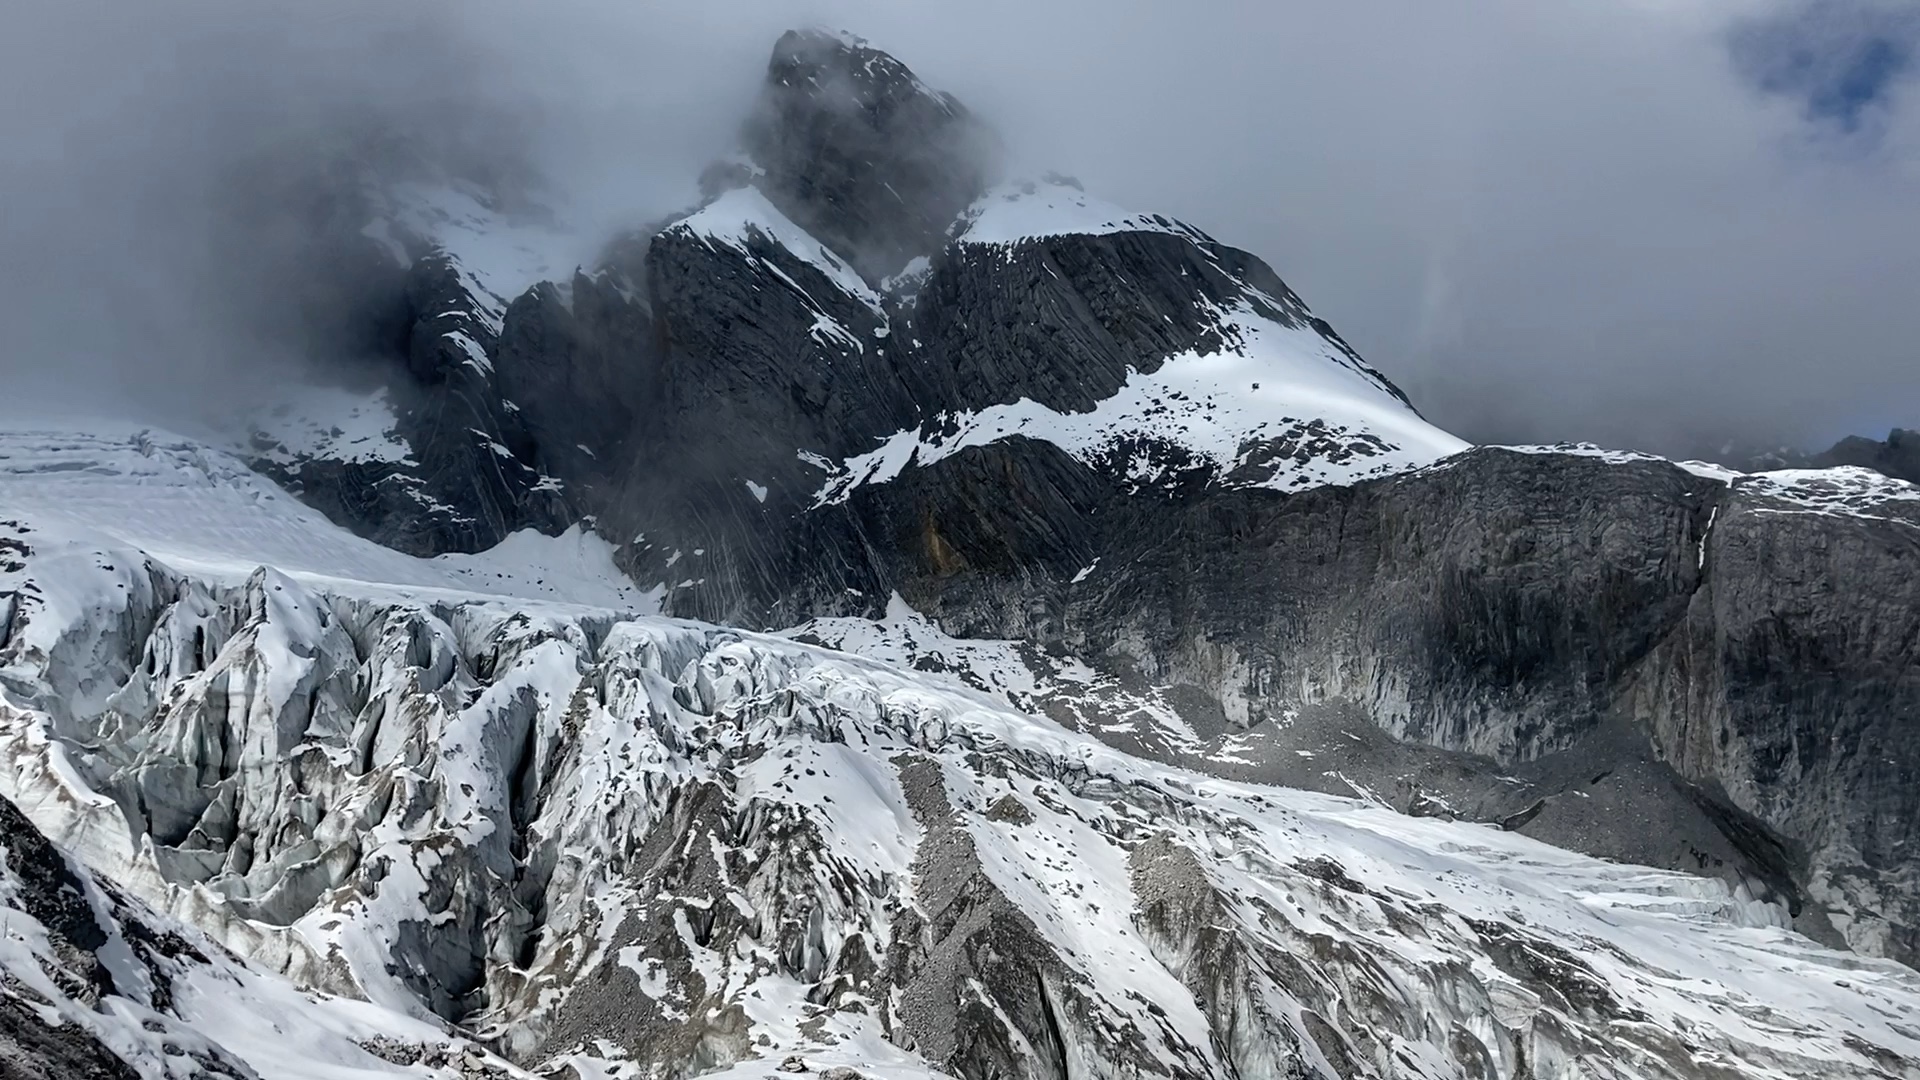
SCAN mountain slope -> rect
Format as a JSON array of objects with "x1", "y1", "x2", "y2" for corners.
[{"x1": 159, "y1": 27, "x2": 1920, "y2": 969}]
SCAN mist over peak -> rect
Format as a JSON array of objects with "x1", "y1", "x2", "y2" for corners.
[
  {"x1": 2, "y1": 1, "x2": 1915, "y2": 457},
  {"x1": 738, "y1": 25, "x2": 1000, "y2": 281}
]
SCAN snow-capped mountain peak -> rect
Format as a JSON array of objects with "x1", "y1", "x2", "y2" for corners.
[{"x1": 6, "y1": 25, "x2": 1920, "y2": 1080}]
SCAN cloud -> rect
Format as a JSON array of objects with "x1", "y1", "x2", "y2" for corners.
[
  {"x1": 1, "y1": 0, "x2": 1916, "y2": 457},
  {"x1": 1732, "y1": 0, "x2": 1920, "y2": 134}
]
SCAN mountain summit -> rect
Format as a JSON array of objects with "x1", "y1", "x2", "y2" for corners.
[{"x1": 738, "y1": 27, "x2": 993, "y2": 281}]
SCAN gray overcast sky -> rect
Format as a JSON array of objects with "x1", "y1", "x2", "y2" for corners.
[{"x1": 3, "y1": 0, "x2": 1915, "y2": 456}]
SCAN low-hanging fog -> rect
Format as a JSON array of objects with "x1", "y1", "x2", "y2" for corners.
[{"x1": 3, "y1": 0, "x2": 1915, "y2": 458}]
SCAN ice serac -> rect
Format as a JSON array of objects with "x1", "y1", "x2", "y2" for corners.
[
  {"x1": 741, "y1": 28, "x2": 993, "y2": 281},
  {"x1": 0, "y1": 789, "x2": 533, "y2": 1080},
  {"x1": 4, "y1": 446, "x2": 1920, "y2": 1079}
]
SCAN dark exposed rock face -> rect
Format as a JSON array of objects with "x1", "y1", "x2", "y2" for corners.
[
  {"x1": 0, "y1": 796, "x2": 117, "y2": 996},
  {"x1": 495, "y1": 270, "x2": 656, "y2": 501},
  {"x1": 0, "y1": 994, "x2": 142, "y2": 1080},
  {"x1": 605, "y1": 195, "x2": 923, "y2": 614},
  {"x1": 743, "y1": 28, "x2": 993, "y2": 281},
  {"x1": 907, "y1": 221, "x2": 1411, "y2": 418},
  {"x1": 0, "y1": 797, "x2": 259, "y2": 1080}
]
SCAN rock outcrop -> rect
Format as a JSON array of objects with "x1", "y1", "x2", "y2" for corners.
[{"x1": 823, "y1": 443, "x2": 1920, "y2": 958}]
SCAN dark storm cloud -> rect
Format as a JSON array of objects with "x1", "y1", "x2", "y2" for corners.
[{"x1": 2, "y1": 0, "x2": 1915, "y2": 457}]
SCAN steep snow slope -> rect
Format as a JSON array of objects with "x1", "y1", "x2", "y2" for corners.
[
  {"x1": 815, "y1": 179, "x2": 1468, "y2": 504},
  {"x1": 3, "y1": 426, "x2": 1919, "y2": 1080},
  {"x1": 666, "y1": 185, "x2": 889, "y2": 358},
  {"x1": 954, "y1": 178, "x2": 1217, "y2": 246},
  {"x1": 371, "y1": 180, "x2": 593, "y2": 331},
  {"x1": 671, "y1": 186, "x2": 886, "y2": 318}
]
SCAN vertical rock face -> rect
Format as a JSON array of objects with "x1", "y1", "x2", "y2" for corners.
[
  {"x1": 604, "y1": 184, "x2": 920, "y2": 617},
  {"x1": 743, "y1": 28, "x2": 994, "y2": 281},
  {"x1": 911, "y1": 180, "x2": 1419, "y2": 421},
  {"x1": 494, "y1": 270, "x2": 656, "y2": 501},
  {"x1": 1630, "y1": 479, "x2": 1920, "y2": 960},
  {"x1": 832, "y1": 446, "x2": 1920, "y2": 962},
  {"x1": 244, "y1": 204, "x2": 576, "y2": 557}
]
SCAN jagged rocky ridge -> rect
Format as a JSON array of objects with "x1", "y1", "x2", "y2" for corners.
[{"x1": 4, "y1": 462, "x2": 1920, "y2": 1079}]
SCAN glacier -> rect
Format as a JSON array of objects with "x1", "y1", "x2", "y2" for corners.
[{"x1": 3, "y1": 426, "x2": 1918, "y2": 1079}]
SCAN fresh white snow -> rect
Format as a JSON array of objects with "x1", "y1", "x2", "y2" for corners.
[
  {"x1": 246, "y1": 385, "x2": 415, "y2": 469},
  {"x1": 378, "y1": 181, "x2": 593, "y2": 330}
]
